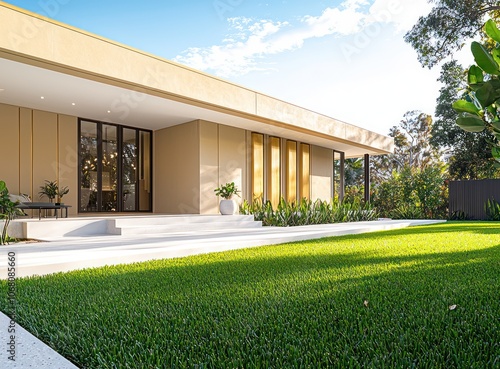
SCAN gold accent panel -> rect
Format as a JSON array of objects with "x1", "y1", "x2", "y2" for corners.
[
  {"x1": 299, "y1": 143, "x2": 310, "y2": 200},
  {"x1": 286, "y1": 140, "x2": 297, "y2": 203},
  {"x1": 267, "y1": 136, "x2": 281, "y2": 208},
  {"x1": 251, "y1": 133, "x2": 264, "y2": 200}
]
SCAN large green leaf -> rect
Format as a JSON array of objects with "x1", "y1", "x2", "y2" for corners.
[
  {"x1": 471, "y1": 41, "x2": 500, "y2": 75},
  {"x1": 452, "y1": 100, "x2": 480, "y2": 115},
  {"x1": 492, "y1": 145, "x2": 500, "y2": 160},
  {"x1": 456, "y1": 114, "x2": 486, "y2": 132},
  {"x1": 468, "y1": 65, "x2": 484, "y2": 86},
  {"x1": 485, "y1": 19, "x2": 500, "y2": 44},
  {"x1": 475, "y1": 80, "x2": 500, "y2": 107},
  {"x1": 492, "y1": 48, "x2": 500, "y2": 67},
  {"x1": 492, "y1": 121, "x2": 500, "y2": 130}
]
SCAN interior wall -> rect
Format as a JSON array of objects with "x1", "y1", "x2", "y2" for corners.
[
  {"x1": 311, "y1": 145, "x2": 333, "y2": 201},
  {"x1": 154, "y1": 121, "x2": 200, "y2": 214},
  {"x1": 0, "y1": 103, "x2": 78, "y2": 215}
]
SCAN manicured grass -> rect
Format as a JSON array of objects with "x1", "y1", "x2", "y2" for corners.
[{"x1": 1, "y1": 222, "x2": 499, "y2": 368}]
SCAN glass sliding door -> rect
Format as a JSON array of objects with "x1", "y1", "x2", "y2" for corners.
[
  {"x1": 80, "y1": 121, "x2": 98, "y2": 212},
  {"x1": 79, "y1": 119, "x2": 152, "y2": 213},
  {"x1": 138, "y1": 131, "x2": 152, "y2": 211},
  {"x1": 122, "y1": 128, "x2": 137, "y2": 211},
  {"x1": 101, "y1": 124, "x2": 118, "y2": 211}
]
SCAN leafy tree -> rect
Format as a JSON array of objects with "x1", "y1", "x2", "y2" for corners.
[
  {"x1": 453, "y1": 19, "x2": 500, "y2": 168},
  {"x1": 404, "y1": 0, "x2": 500, "y2": 68},
  {"x1": 371, "y1": 111, "x2": 440, "y2": 186},
  {"x1": 431, "y1": 60, "x2": 498, "y2": 179}
]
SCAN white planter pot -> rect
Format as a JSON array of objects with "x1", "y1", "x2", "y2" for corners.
[{"x1": 219, "y1": 199, "x2": 237, "y2": 215}]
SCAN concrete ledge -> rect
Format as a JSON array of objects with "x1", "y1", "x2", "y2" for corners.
[{"x1": 0, "y1": 312, "x2": 78, "y2": 368}]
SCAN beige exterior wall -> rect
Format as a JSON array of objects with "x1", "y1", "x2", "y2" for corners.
[
  {"x1": 217, "y1": 124, "x2": 246, "y2": 207},
  {"x1": 199, "y1": 121, "x2": 219, "y2": 214},
  {"x1": 154, "y1": 121, "x2": 200, "y2": 214},
  {"x1": 0, "y1": 104, "x2": 20, "y2": 192},
  {"x1": 154, "y1": 120, "x2": 247, "y2": 214},
  {"x1": 0, "y1": 103, "x2": 78, "y2": 215},
  {"x1": 311, "y1": 145, "x2": 334, "y2": 201}
]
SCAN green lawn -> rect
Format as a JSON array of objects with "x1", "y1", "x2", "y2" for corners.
[{"x1": 1, "y1": 222, "x2": 499, "y2": 368}]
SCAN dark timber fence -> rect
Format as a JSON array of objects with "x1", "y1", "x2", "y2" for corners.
[{"x1": 449, "y1": 179, "x2": 500, "y2": 220}]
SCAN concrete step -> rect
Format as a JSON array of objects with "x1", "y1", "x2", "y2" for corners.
[
  {"x1": 15, "y1": 214, "x2": 261, "y2": 240},
  {"x1": 111, "y1": 215, "x2": 261, "y2": 235},
  {"x1": 115, "y1": 220, "x2": 262, "y2": 235}
]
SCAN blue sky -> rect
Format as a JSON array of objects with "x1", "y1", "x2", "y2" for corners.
[{"x1": 2, "y1": 0, "x2": 473, "y2": 135}]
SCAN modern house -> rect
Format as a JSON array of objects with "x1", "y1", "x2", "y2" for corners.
[{"x1": 0, "y1": 3, "x2": 393, "y2": 217}]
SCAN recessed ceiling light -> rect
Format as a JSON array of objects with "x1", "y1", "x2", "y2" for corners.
[
  {"x1": 40, "y1": 96, "x2": 45, "y2": 99},
  {"x1": 71, "y1": 102, "x2": 76, "y2": 106},
  {"x1": 107, "y1": 110, "x2": 111, "y2": 113}
]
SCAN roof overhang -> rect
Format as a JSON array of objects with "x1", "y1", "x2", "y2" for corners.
[{"x1": 0, "y1": 3, "x2": 393, "y2": 157}]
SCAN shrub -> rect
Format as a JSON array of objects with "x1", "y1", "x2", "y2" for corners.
[
  {"x1": 485, "y1": 198, "x2": 500, "y2": 221},
  {"x1": 372, "y1": 164, "x2": 448, "y2": 219},
  {"x1": 240, "y1": 197, "x2": 378, "y2": 226}
]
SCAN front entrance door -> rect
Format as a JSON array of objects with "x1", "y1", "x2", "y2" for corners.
[{"x1": 79, "y1": 119, "x2": 152, "y2": 212}]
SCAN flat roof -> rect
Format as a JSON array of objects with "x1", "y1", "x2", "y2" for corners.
[{"x1": 0, "y1": 3, "x2": 393, "y2": 157}]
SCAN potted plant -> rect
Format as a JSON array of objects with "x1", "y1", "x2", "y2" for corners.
[
  {"x1": 56, "y1": 185, "x2": 69, "y2": 205},
  {"x1": 214, "y1": 182, "x2": 240, "y2": 215},
  {"x1": 39, "y1": 180, "x2": 58, "y2": 203}
]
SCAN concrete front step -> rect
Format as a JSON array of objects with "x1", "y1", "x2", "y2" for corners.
[
  {"x1": 15, "y1": 214, "x2": 261, "y2": 240},
  {"x1": 114, "y1": 220, "x2": 262, "y2": 235}
]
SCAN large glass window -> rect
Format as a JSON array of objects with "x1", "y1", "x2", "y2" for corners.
[{"x1": 79, "y1": 120, "x2": 152, "y2": 212}]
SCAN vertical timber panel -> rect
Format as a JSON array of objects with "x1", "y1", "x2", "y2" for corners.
[
  {"x1": 286, "y1": 140, "x2": 297, "y2": 203},
  {"x1": 19, "y1": 108, "x2": 33, "y2": 198},
  {"x1": 251, "y1": 133, "x2": 264, "y2": 201},
  {"x1": 32, "y1": 110, "x2": 58, "y2": 200},
  {"x1": 0, "y1": 104, "x2": 20, "y2": 193},
  {"x1": 219, "y1": 124, "x2": 246, "y2": 207},
  {"x1": 58, "y1": 115, "x2": 78, "y2": 215},
  {"x1": 199, "y1": 121, "x2": 219, "y2": 214},
  {"x1": 267, "y1": 136, "x2": 281, "y2": 208},
  {"x1": 299, "y1": 143, "x2": 310, "y2": 200}
]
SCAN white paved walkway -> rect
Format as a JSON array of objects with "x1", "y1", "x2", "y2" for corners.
[{"x1": 0, "y1": 220, "x2": 444, "y2": 279}]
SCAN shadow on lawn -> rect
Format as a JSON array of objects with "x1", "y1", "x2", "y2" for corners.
[{"x1": 1, "y1": 231, "x2": 499, "y2": 368}]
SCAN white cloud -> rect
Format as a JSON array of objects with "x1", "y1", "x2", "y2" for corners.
[{"x1": 174, "y1": 0, "x2": 432, "y2": 77}]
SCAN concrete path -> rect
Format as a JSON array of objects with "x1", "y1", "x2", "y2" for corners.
[
  {"x1": 0, "y1": 219, "x2": 444, "y2": 369},
  {"x1": 0, "y1": 312, "x2": 78, "y2": 368},
  {"x1": 0, "y1": 219, "x2": 445, "y2": 279}
]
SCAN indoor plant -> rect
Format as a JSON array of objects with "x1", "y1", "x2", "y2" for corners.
[{"x1": 214, "y1": 182, "x2": 240, "y2": 215}]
